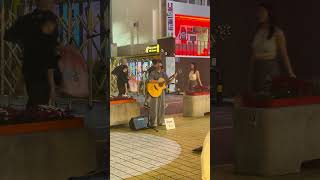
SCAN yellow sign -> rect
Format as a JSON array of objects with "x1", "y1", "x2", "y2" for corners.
[{"x1": 145, "y1": 44, "x2": 160, "y2": 54}]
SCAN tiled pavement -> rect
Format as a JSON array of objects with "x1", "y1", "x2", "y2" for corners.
[
  {"x1": 110, "y1": 114, "x2": 210, "y2": 180},
  {"x1": 110, "y1": 132, "x2": 181, "y2": 179},
  {"x1": 212, "y1": 106, "x2": 233, "y2": 166}
]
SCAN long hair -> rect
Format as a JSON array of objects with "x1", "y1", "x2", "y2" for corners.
[
  {"x1": 257, "y1": 3, "x2": 276, "y2": 40},
  {"x1": 121, "y1": 65, "x2": 128, "y2": 70},
  {"x1": 191, "y1": 62, "x2": 197, "y2": 73},
  {"x1": 152, "y1": 59, "x2": 159, "y2": 65}
]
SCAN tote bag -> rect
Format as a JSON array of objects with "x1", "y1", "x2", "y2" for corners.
[
  {"x1": 128, "y1": 78, "x2": 138, "y2": 92},
  {"x1": 58, "y1": 45, "x2": 89, "y2": 97}
]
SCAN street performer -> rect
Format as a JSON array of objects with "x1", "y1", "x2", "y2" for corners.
[{"x1": 147, "y1": 61, "x2": 177, "y2": 127}]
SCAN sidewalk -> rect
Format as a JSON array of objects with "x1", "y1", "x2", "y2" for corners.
[{"x1": 110, "y1": 114, "x2": 210, "y2": 180}]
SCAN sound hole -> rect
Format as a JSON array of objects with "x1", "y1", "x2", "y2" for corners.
[{"x1": 154, "y1": 85, "x2": 158, "y2": 90}]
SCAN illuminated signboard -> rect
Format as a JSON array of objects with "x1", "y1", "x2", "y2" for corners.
[
  {"x1": 145, "y1": 44, "x2": 160, "y2": 54},
  {"x1": 167, "y1": 2, "x2": 174, "y2": 37},
  {"x1": 175, "y1": 14, "x2": 210, "y2": 57}
]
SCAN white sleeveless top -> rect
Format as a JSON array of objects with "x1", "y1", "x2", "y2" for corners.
[
  {"x1": 189, "y1": 71, "x2": 197, "y2": 81},
  {"x1": 252, "y1": 28, "x2": 282, "y2": 59}
]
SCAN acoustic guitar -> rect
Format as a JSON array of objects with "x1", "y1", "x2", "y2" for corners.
[{"x1": 147, "y1": 69, "x2": 182, "y2": 98}]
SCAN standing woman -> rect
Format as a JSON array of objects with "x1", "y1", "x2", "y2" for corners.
[
  {"x1": 250, "y1": 3, "x2": 296, "y2": 93},
  {"x1": 188, "y1": 62, "x2": 203, "y2": 91}
]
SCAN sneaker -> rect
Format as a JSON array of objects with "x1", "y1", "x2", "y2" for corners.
[{"x1": 148, "y1": 125, "x2": 157, "y2": 128}]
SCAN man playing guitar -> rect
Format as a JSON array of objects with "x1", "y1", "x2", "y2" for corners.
[{"x1": 146, "y1": 61, "x2": 177, "y2": 127}]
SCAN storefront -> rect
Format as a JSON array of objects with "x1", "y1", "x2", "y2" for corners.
[
  {"x1": 161, "y1": 1, "x2": 211, "y2": 92},
  {"x1": 110, "y1": 45, "x2": 161, "y2": 95},
  {"x1": 110, "y1": 0, "x2": 210, "y2": 94}
]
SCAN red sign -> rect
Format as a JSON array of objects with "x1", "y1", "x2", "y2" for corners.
[{"x1": 175, "y1": 14, "x2": 210, "y2": 57}]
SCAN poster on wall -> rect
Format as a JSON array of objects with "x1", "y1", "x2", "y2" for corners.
[{"x1": 167, "y1": 1, "x2": 174, "y2": 37}]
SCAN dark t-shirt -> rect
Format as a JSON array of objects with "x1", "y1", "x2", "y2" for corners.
[
  {"x1": 148, "y1": 69, "x2": 169, "y2": 82},
  {"x1": 147, "y1": 66, "x2": 156, "y2": 75},
  {"x1": 112, "y1": 65, "x2": 129, "y2": 87},
  {"x1": 5, "y1": 9, "x2": 59, "y2": 83}
]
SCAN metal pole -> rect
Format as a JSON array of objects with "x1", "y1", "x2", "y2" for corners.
[
  {"x1": 102, "y1": 1, "x2": 110, "y2": 171},
  {"x1": 107, "y1": 0, "x2": 112, "y2": 45},
  {"x1": 67, "y1": 1, "x2": 72, "y2": 42},
  {"x1": 101, "y1": 0, "x2": 109, "y2": 100},
  {"x1": 1, "y1": 1, "x2": 5, "y2": 95},
  {"x1": 87, "y1": 0, "x2": 93, "y2": 108},
  {"x1": 104, "y1": 0, "x2": 111, "y2": 103},
  {"x1": 67, "y1": 0, "x2": 73, "y2": 109}
]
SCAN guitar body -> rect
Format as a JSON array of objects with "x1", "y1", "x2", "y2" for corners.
[
  {"x1": 146, "y1": 70, "x2": 181, "y2": 98},
  {"x1": 147, "y1": 78, "x2": 166, "y2": 98}
]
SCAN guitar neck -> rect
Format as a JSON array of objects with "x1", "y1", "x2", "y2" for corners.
[
  {"x1": 168, "y1": 69, "x2": 181, "y2": 81},
  {"x1": 168, "y1": 74, "x2": 175, "y2": 81}
]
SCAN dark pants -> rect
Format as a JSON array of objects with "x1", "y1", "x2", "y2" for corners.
[
  {"x1": 188, "y1": 80, "x2": 198, "y2": 92},
  {"x1": 25, "y1": 77, "x2": 50, "y2": 109},
  {"x1": 117, "y1": 83, "x2": 126, "y2": 96},
  {"x1": 252, "y1": 60, "x2": 281, "y2": 93}
]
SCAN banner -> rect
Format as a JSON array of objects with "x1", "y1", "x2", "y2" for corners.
[{"x1": 166, "y1": 0, "x2": 174, "y2": 37}]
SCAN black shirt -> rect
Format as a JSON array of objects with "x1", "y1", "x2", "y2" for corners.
[
  {"x1": 112, "y1": 65, "x2": 129, "y2": 87},
  {"x1": 5, "y1": 9, "x2": 59, "y2": 83}
]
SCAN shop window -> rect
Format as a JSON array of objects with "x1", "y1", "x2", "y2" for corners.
[
  {"x1": 127, "y1": 60, "x2": 153, "y2": 91},
  {"x1": 173, "y1": 0, "x2": 188, "y2": 3},
  {"x1": 189, "y1": 0, "x2": 205, "y2": 5}
]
